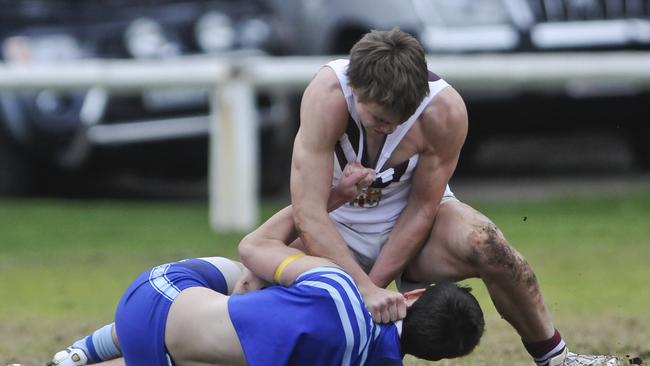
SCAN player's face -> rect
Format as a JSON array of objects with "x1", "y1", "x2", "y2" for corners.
[{"x1": 355, "y1": 100, "x2": 403, "y2": 135}]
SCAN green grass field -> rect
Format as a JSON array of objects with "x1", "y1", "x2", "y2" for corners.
[{"x1": 1, "y1": 189, "x2": 649, "y2": 365}]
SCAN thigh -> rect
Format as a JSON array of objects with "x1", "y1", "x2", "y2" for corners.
[
  {"x1": 403, "y1": 198, "x2": 493, "y2": 283},
  {"x1": 115, "y1": 274, "x2": 173, "y2": 366}
]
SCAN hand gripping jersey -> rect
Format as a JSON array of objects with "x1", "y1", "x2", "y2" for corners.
[
  {"x1": 228, "y1": 267, "x2": 403, "y2": 366},
  {"x1": 326, "y1": 59, "x2": 454, "y2": 261}
]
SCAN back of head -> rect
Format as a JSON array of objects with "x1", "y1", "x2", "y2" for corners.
[
  {"x1": 347, "y1": 27, "x2": 429, "y2": 120},
  {"x1": 401, "y1": 282, "x2": 485, "y2": 361}
]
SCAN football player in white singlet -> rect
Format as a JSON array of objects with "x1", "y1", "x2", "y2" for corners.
[{"x1": 289, "y1": 28, "x2": 618, "y2": 366}]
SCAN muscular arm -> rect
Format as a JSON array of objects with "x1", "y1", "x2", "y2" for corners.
[
  {"x1": 369, "y1": 88, "x2": 468, "y2": 287},
  {"x1": 238, "y1": 205, "x2": 336, "y2": 286},
  {"x1": 290, "y1": 68, "x2": 378, "y2": 291},
  {"x1": 238, "y1": 161, "x2": 372, "y2": 285},
  {"x1": 289, "y1": 68, "x2": 406, "y2": 322}
]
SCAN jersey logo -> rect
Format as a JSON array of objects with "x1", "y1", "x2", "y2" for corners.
[{"x1": 348, "y1": 187, "x2": 382, "y2": 208}]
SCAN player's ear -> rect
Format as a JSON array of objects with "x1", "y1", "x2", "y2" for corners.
[{"x1": 404, "y1": 288, "x2": 426, "y2": 307}]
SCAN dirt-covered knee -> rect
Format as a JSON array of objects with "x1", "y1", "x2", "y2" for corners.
[{"x1": 468, "y1": 222, "x2": 534, "y2": 284}]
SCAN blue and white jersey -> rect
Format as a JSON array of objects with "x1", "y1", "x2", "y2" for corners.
[{"x1": 228, "y1": 266, "x2": 403, "y2": 366}]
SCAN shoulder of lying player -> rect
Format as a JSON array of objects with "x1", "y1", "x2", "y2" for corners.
[
  {"x1": 292, "y1": 266, "x2": 364, "y2": 301},
  {"x1": 294, "y1": 266, "x2": 354, "y2": 285}
]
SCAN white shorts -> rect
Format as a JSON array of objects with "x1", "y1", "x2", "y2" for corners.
[
  {"x1": 334, "y1": 220, "x2": 390, "y2": 272},
  {"x1": 334, "y1": 189, "x2": 458, "y2": 274}
]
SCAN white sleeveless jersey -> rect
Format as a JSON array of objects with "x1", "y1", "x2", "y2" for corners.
[{"x1": 327, "y1": 59, "x2": 453, "y2": 235}]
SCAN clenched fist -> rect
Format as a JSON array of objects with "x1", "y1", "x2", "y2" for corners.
[{"x1": 335, "y1": 161, "x2": 376, "y2": 203}]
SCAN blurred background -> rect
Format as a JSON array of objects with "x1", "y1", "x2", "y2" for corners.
[
  {"x1": 1, "y1": 1, "x2": 649, "y2": 364},
  {"x1": 0, "y1": 0, "x2": 648, "y2": 199}
]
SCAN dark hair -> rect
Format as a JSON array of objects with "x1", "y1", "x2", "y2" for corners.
[
  {"x1": 401, "y1": 282, "x2": 485, "y2": 361},
  {"x1": 347, "y1": 27, "x2": 429, "y2": 120}
]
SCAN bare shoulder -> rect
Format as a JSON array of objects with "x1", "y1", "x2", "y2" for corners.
[
  {"x1": 310, "y1": 65, "x2": 345, "y2": 97},
  {"x1": 300, "y1": 66, "x2": 349, "y2": 132},
  {"x1": 419, "y1": 87, "x2": 468, "y2": 155}
]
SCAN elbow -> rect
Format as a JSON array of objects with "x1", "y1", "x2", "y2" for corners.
[
  {"x1": 237, "y1": 232, "x2": 258, "y2": 267},
  {"x1": 292, "y1": 205, "x2": 323, "y2": 240},
  {"x1": 292, "y1": 209, "x2": 306, "y2": 238}
]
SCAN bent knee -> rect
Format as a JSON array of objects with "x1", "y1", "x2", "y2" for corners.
[{"x1": 467, "y1": 222, "x2": 530, "y2": 279}]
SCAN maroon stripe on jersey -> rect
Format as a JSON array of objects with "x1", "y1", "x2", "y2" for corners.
[
  {"x1": 428, "y1": 70, "x2": 441, "y2": 81},
  {"x1": 334, "y1": 142, "x2": 348, "y2": 172},
  {"x1": 358, "y1": 123, "x2": 371, "y2": 168},
  {"x1": 345, "y1": 114, "x2": 361, "y2": 156},
  {"x1": 371, "y1": 159, "x2": 410, "y2": 188},
  {"x1": 392, "y1": 159, "x2": 410, "y2": 182}
]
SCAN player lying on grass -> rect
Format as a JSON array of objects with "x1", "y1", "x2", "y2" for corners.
[
  {"x1": 48, "y1": 163, "x2": 485, "y2": 366},
  {"x1": 51, "y1": 256, "x2": 483, "y2": 366}
]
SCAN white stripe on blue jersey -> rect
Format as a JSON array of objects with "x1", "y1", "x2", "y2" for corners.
[
  {"x1": 373, "y1": 325, "x2": 382, "y2": 341},
  {"x1": 149, "y1": 264, "x2": 180, "y2": 301},
  {"x1": 322, "y1": 274, "x2": 370, "y2": 361},
  {"x1": 300, "y1": 280, "x2": 356, "y2": 366},
  {"x1": 298, "y1": 267, "x2": 376, "y2": 366}
]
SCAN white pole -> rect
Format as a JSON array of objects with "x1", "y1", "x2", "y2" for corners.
[
  {"x1": 0, "y1": 58, "x2": 232, "y2": 90},
  {"x1": 209, "y1": 79, "x2": 259, "y2": 231}
]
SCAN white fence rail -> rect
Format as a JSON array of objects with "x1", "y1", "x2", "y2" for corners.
[{"x1": 1, "y1": 52, "x2": 650, "y2": 230}]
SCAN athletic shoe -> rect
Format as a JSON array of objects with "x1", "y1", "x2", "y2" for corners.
[
  {"x1": 47, "y1": 347, "x2": 88, "y2": 366},
  {"x1": 547, "y1": 348, "x2": 619, "y2": 366}
]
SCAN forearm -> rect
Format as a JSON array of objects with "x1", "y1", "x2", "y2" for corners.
[
  {"x1": 291, "y1": 155, "x2": 374, "y2": 288},
  {"x1": 239, "y1": 228, "x2": 330, "y2": 286},
  {"x1": 369, "y1": 204, "x2": 437, "y2": 287},
  {"x1": 297, "y1": 214, "x2": 376, "y2": 289},
  {"x1": 298, "y1": 212, "x2": 409, "y2": 324},
  {"x1": 238, "y1": 204, "x2": 304, "y2": 276},
  {"x1": 242, "y1": 238, "x2": 333, "y2": 286},
  {"x1": 327, "y1": 187, "x2": 352, "y2": 212},
  {"x1": 238, "y1": 183, "x2": 354, "y2": 249},
  {"x1": 238, "y1": 187, "x2": 352, "y2": 285}
]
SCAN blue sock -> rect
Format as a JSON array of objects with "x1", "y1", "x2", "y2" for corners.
[{"x1": 71, "y1": 323, "x2": 121, "y2": 364}]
